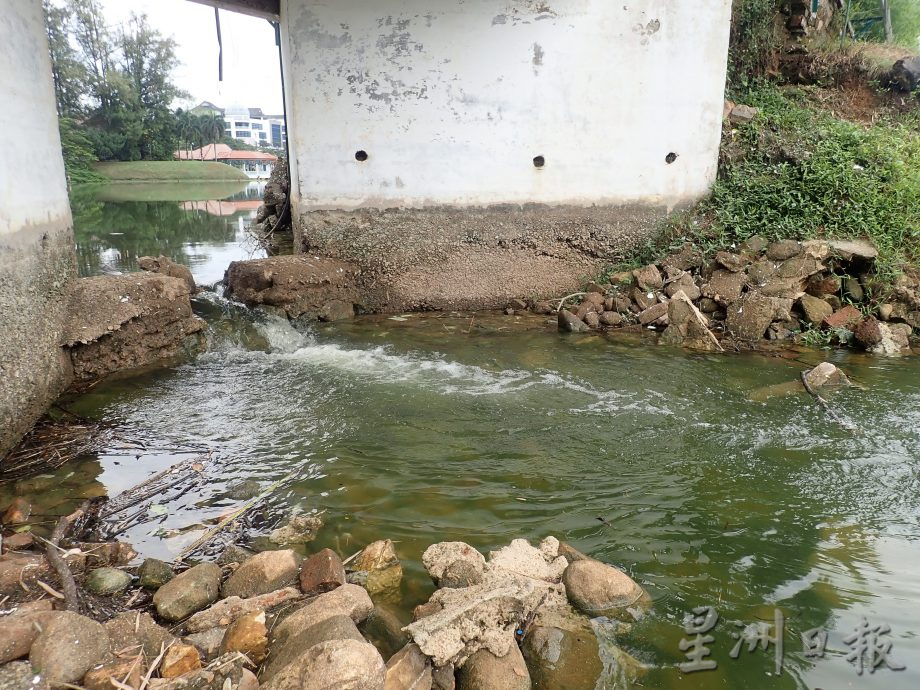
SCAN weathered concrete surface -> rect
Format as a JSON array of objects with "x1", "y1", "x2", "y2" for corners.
[
  {"x1": 64, "y1": 274, "x2": 206, "y2": 382},
  {"x1": 0, "y1": 2, "x2": 76, "y2": 459},
  {"x1": 295, "y1": 205, "x2": 674, "y2": 311},
  {"x1": 280, "y1": 0, "x2": 732, "y2": 310}
]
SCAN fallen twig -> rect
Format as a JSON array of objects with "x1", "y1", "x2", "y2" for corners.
[
  {"x1": 175, "y1": 471, "x2": 296, "y2": 563},
  {"x1": 555, "y1": 292, "x2": 588, "y2": 313},
  {"x1": 45, "y1": 500, "x2": 90, "y2": 613},
  {"x1": 800, "y1": 371, "x2": 859, "y2": 434}
]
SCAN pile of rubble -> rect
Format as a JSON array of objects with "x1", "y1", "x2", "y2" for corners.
[
  {"x1": 252, "y1": 157, "x2": 292, "y2": 252},
  {"x1": 549, "y1": 236, "x2": 917, "y2": 356},
  {"x1": 0, "y1": 532, "x2": 649, "y2": 690}
]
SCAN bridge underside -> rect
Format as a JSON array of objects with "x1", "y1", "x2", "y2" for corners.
[{"x1": 187, "y1": 0, "x2": 279, "y2": 20}]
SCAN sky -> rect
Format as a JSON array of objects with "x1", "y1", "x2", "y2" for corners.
[{"x1": 100, "y1": 0, "x2": 285, "y2": 114}]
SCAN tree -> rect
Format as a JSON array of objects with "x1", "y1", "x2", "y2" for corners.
[
  {"x1": 58, "y1": 117, "x2": 105, "y2": 184},
  {"x1": 46, "y1": 0, "x2": 188, "y2": 163},
  {"x1": 197, "y1": 113, "x2": 225, "y2": 159},
  {"x1": 68, "y1": 0, "x2": 116, "y2": 112},
  {"x1": 43, "y1": 1, "x2": 86, "y2": 117}
]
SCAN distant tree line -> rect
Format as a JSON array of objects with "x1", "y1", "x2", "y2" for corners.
[{"x1": 42, "y1": 0, "x2": 234, "y2": 182}]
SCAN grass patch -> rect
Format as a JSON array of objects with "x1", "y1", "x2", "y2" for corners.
[
  {"x1": 94, "y1": 161, "x2": 248, "y2": 183},
  {"x1": 606, "y1": 84, "x2": 920, "y2": 283},
  {"x1": 87, "y1": 180, "x2": 250, "y2": 203}
]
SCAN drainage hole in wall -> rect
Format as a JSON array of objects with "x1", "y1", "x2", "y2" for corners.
[
  {"x1": 533, "y1": 155, "x2": 545, "y2": 168},
  {"x1": 665, "y1": 152, "x2": 678, "y2": 164},
  {"x1": 355, "y1": 150, "x2": 368, "y2": 162}
]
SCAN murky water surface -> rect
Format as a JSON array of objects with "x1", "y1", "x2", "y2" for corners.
[{"x1": 11, "y1": 184, "x2": 920, "y2": 689}]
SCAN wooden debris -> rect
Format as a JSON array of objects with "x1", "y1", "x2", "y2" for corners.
[{"x1": 175, "y1": 471, "x2": 296, "y2": 563}]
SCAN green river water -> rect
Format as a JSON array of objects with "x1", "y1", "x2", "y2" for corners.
[{"x1": 9, "y1": 182, "x2": 920, "y2": 689}]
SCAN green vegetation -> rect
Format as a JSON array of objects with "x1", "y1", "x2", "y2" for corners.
[
  {"x1": 712, "y1": 86, "x2": 919, "y2": 276},
  {"x1": 93, "y1": 161, "x2": 248, "y2": 184},
  {"x1": 726, "y1": 0, "x2": 781, "y2": 98},
  {"x1": 612, "y1": 85, "x2": 920, "y2": 281},
  {"x1": 59, "y1": 118, "x2": 106, "y2": 184},
  {"x1": 43, "y1": 0, "x2": 189, "y2": 183}
]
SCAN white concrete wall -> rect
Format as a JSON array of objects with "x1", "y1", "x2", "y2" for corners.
[
  {"x1": 0, "y1": 1, "x2": 71, "y2": 236},
  {"x1": 0, "y1": 0, "x2": 75, "y2": 457},
  {"x1": 280, "y1": 0, "x2": 733, "y2": 211}
]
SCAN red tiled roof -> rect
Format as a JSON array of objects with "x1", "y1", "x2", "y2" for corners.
[{"x1": 174, "y1": 143, "x2": 278, "y2": 162}]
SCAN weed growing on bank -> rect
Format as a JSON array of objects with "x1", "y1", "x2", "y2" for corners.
[{"x1": 607, "y1": 85, "x2": 920, "y2": 283}]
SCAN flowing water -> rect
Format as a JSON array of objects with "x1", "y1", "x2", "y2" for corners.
[{"x1": 9, "y1": 183, "x2": 920, "y2": 689}]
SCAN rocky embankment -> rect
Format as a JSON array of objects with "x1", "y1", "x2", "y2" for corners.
[
  {"x1": 549, "y1": 237, "x2": 917, "y2": 355},
  {"x1": 0, "y1": 529, "x2": 648, "y2": 690}
]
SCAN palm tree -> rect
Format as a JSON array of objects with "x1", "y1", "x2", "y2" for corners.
[
  {"x1": 197, "y1": 112, "x2": 225, "y2": 160},
  {"x1": 175, "y1": 108, "x2": 196, "y2": 159}
]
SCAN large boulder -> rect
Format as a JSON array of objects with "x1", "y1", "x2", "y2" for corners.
[
  {"x1": 272, "y1": 584, "x2": 374, "y2": 645},
  {"x1": 871, "y1": 323, "x2": 912, "y2": 355},
  {"x1": 29, "y1": 612, "x2": 110, "y2": 685},
  {"x1": 185, "y1": 587, "x2": 302, "y2": 634},
  {"x1": 384, "y1": 643, "x2": 432, "y2": 690},
  {"x1": 702, "y1": 270, "x2": 746, "y2": 306},
  {"x1": 64, "y1": 274, "x2": 205, "y2": 382},
  {"x1": 798, "y1": 294, "x2": 834, "y2": 326},
  {"x1": 263, "y1": 614, "x2": 365, "y2": 682},
  {"x1": 557, "y1": 310, "x2": 589, "y2": 333},
  {"x1": 261, "y1": 639, "x2": 386, "y2": 690},
  {"x1": 422, "y1": 542, "x2": 487, "y2": 590},
  {"x1": 349, "y1": 540, "x2": 403, "y2": 597},
  {"x1": 219, "y1": 611, "x2": 268, "y2": 665},
  {"x1": 222, "y1": 550, "x2": 302, "y2": 599},
  {"x1": 154, "y1": 563, "x2": 222, "y2": 622},
  {"x1": 725, "y1": 291, "x2": 776, "y2": 341},
  {"x1": 802, "y1": 362, "x2": 850, "y2": 389},
  {"x1": 223, "y1": 256, "x2": 359, "y2": 320},
  {"x1": 105, "y1": 611, "x2": 175, "y2": 660},
  {"x1": 409, "y1": 538, "x2": 578, "y2": 668},
  {"x1": 561, "y1": 560, "x2": 650, "y2": 620},
  {"x1": 0, "y1": 609, "x2": 61, "y2": 664},
  {"x1": 488, "y1": 539, "x2": 567, "y2": 584},
  {"x1": 300, "y1": 548, "x2": 346, "y2": 595},
  {"x1": 457, "y1": 643, "x2": 530, "y2": 690},
  {"x1": 522, "y1": 625, "x2": 602, "y2": 690}
]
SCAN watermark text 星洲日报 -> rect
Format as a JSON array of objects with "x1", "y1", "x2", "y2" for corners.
[{"x1": 678, "y1": 606, "x2": 906, "y2": 676}]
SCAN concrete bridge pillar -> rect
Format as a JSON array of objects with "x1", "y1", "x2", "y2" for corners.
[
  {"x1": 278, "y1": 0, "x2": 733, "y2": 310},
  {"x1": 0, "y1": 1, "x2": 76, "y2": 457}
]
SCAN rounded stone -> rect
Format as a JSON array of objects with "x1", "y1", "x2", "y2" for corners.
[
  {"x1": 153, "y1": 562, "x2": 221, "y2": 622},
  {"x1": 562, "y1": 560, "x2": 649, "y2": 618},
  {"x1": 266, "y1": 638, "x2": 385, "y2": 690},
  {"x1": 458, "y1": 643, "x2": 530, "y2": 690},
  {"x1": 29, "y1": 612, "x2": 110, "y2": 685},
  {"x1": 84, "y1": 567, "x2": 132, "y2": 595},
  {"x1": 137, "y1": 558, "x2": 175, "y2": 590}
]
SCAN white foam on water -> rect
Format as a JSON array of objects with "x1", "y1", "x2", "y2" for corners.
[{"x1": 245, "y1": 313, "x2": 679, "y2": 413}]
